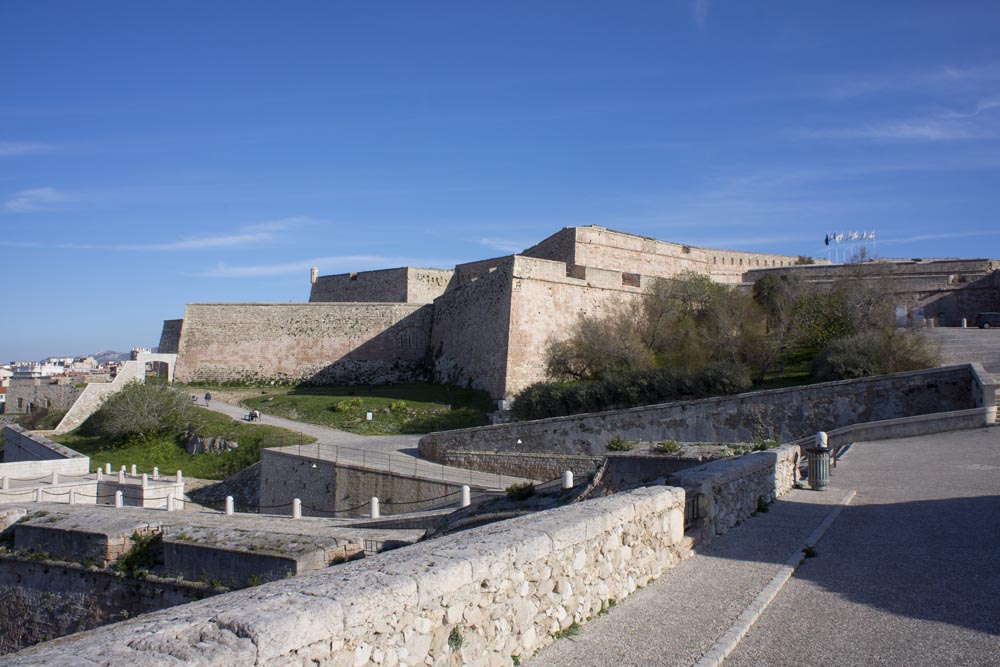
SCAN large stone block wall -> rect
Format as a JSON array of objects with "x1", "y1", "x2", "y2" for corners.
[
  {"x1": 7, "y1": 444, "x2": 802, "y2": 666},
  {"x1": 157, "y1": 319, "x2": 183, "y2": 354},
  {"x1": 172, "y1": 303, "x2": 433, "y2": 384},
  {"x1": 420, "y1": 366, "x2": 975, "y2": 459},
  {"x1": 258, "y1": 450, "x2": 463, "y2": 517},
  {"x1": 431, "y1": 259, "x2": 515, "y2": 399},
  {"x1": 504, "y1": 255, "x2": 646, "y2": 398},
  {"x1": 310, "y1": 268, "x2": 410, "y2": 303},
  {"x1": 309, "y1": 268, "x2": 456, "y2": 304},
  {"x1": 0, "y1": 558, "x2": 218, "y2": 656}
]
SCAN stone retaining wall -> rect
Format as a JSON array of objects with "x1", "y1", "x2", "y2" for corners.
[
  {"x1": 420, "y1": 366, "x2": 975, "y2": 460},
  {"x1": 3, "y1": 425, "x2": 87, "y2": 466}
]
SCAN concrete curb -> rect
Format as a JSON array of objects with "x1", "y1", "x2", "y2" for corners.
[{"x1": 693, "y1": 489, "x2": 857, "y2": 667}]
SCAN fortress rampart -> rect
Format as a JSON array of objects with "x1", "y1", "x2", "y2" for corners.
[
  {"x1": 172, "y1": 302, "x2": 433, "y2": 385},
  {"x1": 161, "y1": 226, "x2": 999, "y2": 398}
]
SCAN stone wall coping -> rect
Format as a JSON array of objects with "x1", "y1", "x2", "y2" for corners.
[
  {"x1": 785, "y1": 407, "x2": 994, "y2": 448},
  {"x1": 421, "y1": 365, "x2": 973, "y2": 441},
  {"x1": 3, "y1": 425, "x2": 86, "y2": 459}
]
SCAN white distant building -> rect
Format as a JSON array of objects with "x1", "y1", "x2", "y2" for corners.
[{"x1": 11, "y1": 362, "x2": 66, "y2": 379}]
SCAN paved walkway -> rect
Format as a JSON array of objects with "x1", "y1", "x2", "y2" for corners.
[
  {"x1": 527, "y1": 426, "x2": 1000, "y2": 667},
  {"x1": 204, "y1": 400, "x2": 534, "y2": 490}
]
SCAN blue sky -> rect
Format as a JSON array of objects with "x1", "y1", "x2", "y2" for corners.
[{"x1": 2, "y1": 1, "x2": 999, "y2": 360}]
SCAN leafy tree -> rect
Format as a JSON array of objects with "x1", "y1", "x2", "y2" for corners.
[{"x1": 82, "y1": 380, "x2": 195, "y2": 442}]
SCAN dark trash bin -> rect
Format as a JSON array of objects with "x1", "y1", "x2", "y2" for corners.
[{"x1": 806, "y1": 446, "x2": 831, "y2": 490}]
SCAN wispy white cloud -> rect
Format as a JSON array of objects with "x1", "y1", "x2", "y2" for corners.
[
  {"x1": 0, "y1": 141, "x2": 60, "y2": 158},
  {"x1": 819, "y1": 62, "x2": 1000, "y2": 100},
  {"x1": 198, "y1": 254, "x2": 464, "y2": 278},
  {"x1": 879, "y1": 230, "x2": 1000, "y2": 245},
  {"x1": 3, "y1": 187, "x2": 68, "y2": 212},
  {"x1": 477, "y1": 237, "x2": 527, "y2": 253},
  {"x1": 0, "y1": 217, "x2": 319, "y2": 252},
  {"x1": 692, "y1": 0, "x2": 711, "y2": 29}
]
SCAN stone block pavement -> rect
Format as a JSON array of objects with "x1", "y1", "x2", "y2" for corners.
[{"x1": 527, "y1": 426, "x2": 1000, "y2": 667}]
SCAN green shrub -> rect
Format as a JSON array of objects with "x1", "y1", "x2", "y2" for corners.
[
  {"x1": 810, "y1": 329, "x2": 939, "y2": 382},
  {"x1": 334, "y1": 397, "x2": 363, "y2": 413},
  {"x1": 389, "y1": 400, "x2": 407, "y2": 412},
  {"x1": 655, "y1": 439, "x2": 682, "y2": 455},
  {"x1": 506, "y1": 482, "x2": 536, "y2": 501},
  {"x1": 82, "y1": 381, "x2": 194, "y2": 442},
  {"x1": 606, "y1": 435, "x2": 636, "y2": 452}
]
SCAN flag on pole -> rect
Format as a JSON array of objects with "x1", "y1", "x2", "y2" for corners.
[{"x1": 824, "y1": 234, "x2": 830, "y2": 246}]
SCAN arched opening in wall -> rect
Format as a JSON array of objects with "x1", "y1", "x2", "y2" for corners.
[
  {"x1": 730, "y1": 258, "x2": 734, "y2": 265},
  {"x1": 145, "y1": 361, "x2": 170, "y2": 380},
  {"x1": 713, "y1": 257, "x2": 717, "y2": 264},
  {"x1": 739, "y1": 258, "x2": 743, "y2": 266}
]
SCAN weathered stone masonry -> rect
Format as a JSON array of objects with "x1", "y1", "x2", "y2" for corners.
[{"x1": 162, "y1": 225, "x2": 999, "y2": 399}]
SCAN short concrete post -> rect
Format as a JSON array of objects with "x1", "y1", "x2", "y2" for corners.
[
  {"x1": 176, "y1": 470, "x2": 183, "y2": 485},
  {"x1": 105, "y1": 463, "x2": 111, "y2": 474},
  {"x1": 816, "y1": 431, "x2": 828, "y2": 449},
  {"x1": 370, "y1": 496, "x2": 380, "y2": 519},
  {"x1": 153, "y1": 467, "x2": 159, "y2": 480},
  {"x1": 141, "y1": 473, "x2": 148, "y2": 489},
  {"x1": 0, "y1": 477, "x2": 7, "y2": 491},
  {"x1": 118, "y1": 469, "x2": 125, "y2": 484},
  {"x1": 166, "y1": 495, "x2": 175, "y2": 512},
  {"x1": 225, "y1": 496, "x2": 234, "y2": 515},
  {"x1": 562, "y1": 470, "x2": 574, "y2": 489},
  {"x1": 115, "y1": 491, "x2": 123, "y2": 508},
  {"x1": 35, "y1": 488, "x2": 43, "y2": 503},
  {"x1": 120, "y1": 465, "x2": 126, "y2": 474},
  {"x1": 961, "y1": 318, "x2": 968, "y2": 328},
  {"x1": 69, "y1": 490, "x2": 76, "y2": 505},
  {"x1": 130, "y1": 464, "x2": 137, "y2": 476},
  {"x1": 96, "y1": 469, "x2": 103, "y2": 481},
  {"x1": 50, "y1": 471, "x2": 59, "y2": 485},
  {"x1": 461, "y1": 485, "x2": 471, "y2": 508},
  {"x1": 292, "y1": 498, "x2": 302, "y2": 519}
]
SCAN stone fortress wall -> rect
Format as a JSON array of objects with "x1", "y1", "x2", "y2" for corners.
[
  {"x1": 171, "y1": 302, "x2": 434, "y2": 385},
  {"x1": 162, "y1": 226, "x2": 1000, "y2": 399}
]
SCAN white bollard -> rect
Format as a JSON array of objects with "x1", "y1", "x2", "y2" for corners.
[
  {"x1": 816, "y1": 431, "x2": 829, "y2": 449},
  {"x1": 69, "y1": 490, "x2": 76, "y2": 505},
  {"x1": 961, "y1": 318, "x2": 968, "y2": 328},
  {"x1": 96, "y1": 468, "x2": 103, "y2": 481},
  {"x1": 50, "y1": 471, "x2": 59, "y2": 485},
  {"x1": 105, "y1": 463, "x2": 112, "y2": 474},
  {"x1": 225, "y1": 496, "x2": 234, "y2": 515},
  {"x1": 35, "y1": 488, "x2": 43, "y2": 503},
  {"x1": 176, "y1": 470, "x2": 183, "y2": 486},
  {"x1": 461, "y1": 485, "x2": 471, "y2": 508},
  {"x1": 120, "y1": 465, "x2": 126, "y2": 473},
  {"x1": 115, "y1": 491, "x2": 123, "y2": 508},
  {"x1": 292, "y1": 498, "x2": 302, "y2": 519},
  {"x1": 1, "y1": 477, "x2": 7, "y2": 491},
  {"x1": 370, "y1": 496, "x2": 380, "y2": 519},
  {"x1": 153, "y1": 467, "x2": 159, "y2": 480},
  {"x1": 562, "y1": 470, "x2": 574, "y2": 489},
  {"x1": 130, "y1": 464, "x2": 137, "y2": 476},
  {"x1": 141, "y1": 473, "x2": 148, "y2": 489},
  {"x1": 118, "y1": 469, "x2": 125, "y2": 484},
  {"x1": 166, "y1": 494, "x2": 175, "y2": 512}
]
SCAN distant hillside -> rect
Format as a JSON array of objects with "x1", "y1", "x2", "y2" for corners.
[{"x1": 91, "y1": 350, "x2": 132, "y2": 364}]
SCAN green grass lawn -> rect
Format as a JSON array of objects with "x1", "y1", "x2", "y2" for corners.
[
  {"x1": 186, "y1": 382, "x2": 494, "y2": 435},
  {"x1": 53, "y1": 407, "x2": 315, "y2": 480}
]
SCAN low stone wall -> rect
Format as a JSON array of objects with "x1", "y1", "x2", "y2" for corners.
[
  {"x1": 6, "y1": 440, "x2": 800, "y2": 665},
  {"x1": 420, "y1": 366, "x2": 976, "y2": 460},
  {"x1": 433, "y1": 450, "x2": 602, "y2": 481},
  {"x1": 2, "y1": 425, "x2": 87, "y2": 465},
  {"x1": 675, "y1": 445, "x2": 800, "y2": 539},
  {"x1": 259, "y1": 449, "x2": 464, "y2": 517},
  {"x1": 0, "y1": 557, "x2": 219, "y2": 655}
]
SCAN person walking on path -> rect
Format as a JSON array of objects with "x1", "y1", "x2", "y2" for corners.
[{"x1": 204, "y1": 391, "x2": 212, "y2": 407}]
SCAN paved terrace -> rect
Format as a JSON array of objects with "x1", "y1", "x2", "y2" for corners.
[
  {"x1": 206, "y1": 400, "x2": 536, "y2": 490},
  {"x1": 528, "y1": 426, "x2": 1000, "y2": 667}
]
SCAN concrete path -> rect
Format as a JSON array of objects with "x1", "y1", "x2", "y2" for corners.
[
  {"x1": 923, "y1": 326, "x2": 1000, "y2": 375},
  {"x1": 203, "y1": 400, "x2": 534, "y2": 490},
  {"x1": 527, "y1": 426, "x2": 1000, "y2": 667}
]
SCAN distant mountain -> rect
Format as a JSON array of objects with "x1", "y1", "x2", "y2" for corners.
[{"x1": 91, "y1": 350, "x2": 132, "y2": 364}]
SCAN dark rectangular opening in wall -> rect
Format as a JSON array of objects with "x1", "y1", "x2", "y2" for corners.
[{"x1": 622, "y1": 272, "x2": 641, "y2": 288}]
